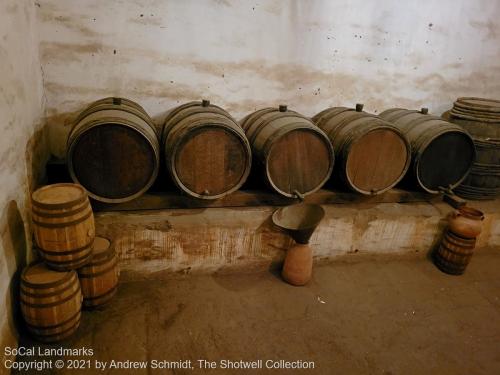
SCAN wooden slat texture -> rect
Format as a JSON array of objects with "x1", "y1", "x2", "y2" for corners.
[
  {"x1": 241, "y1": 106, "x2": 334, "y2": 198},
  {"x1": 162, "y1": 101, "x2": 251, "y2": 199},
  {"x1": 314, "y1": 107, "x2": 410, "y2": 195},
  {"x1": 67, "y1": 97, "x2": 160, "y2": 203},
  {"x1": 380, "y1": 108, "x2": 475, "y2": 193}
]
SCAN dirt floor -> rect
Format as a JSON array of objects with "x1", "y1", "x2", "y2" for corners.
[{"x1": 11, "y1": 249, "x2": 500, "y2": 375}]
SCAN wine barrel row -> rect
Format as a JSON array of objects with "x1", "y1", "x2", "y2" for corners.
[
  {"x1": 66, "y1": 98, "x2": 477, "y2": 200},
  {"x1": 443, "y1": 97, "x2": 500, "y2": 200}
]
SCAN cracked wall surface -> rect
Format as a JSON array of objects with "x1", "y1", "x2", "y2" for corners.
[
  {"x1": 0, "y1": 0, "x2": 47, "y2": 364},
  {"x1": 34, "y1": 0, "x2": 500, "y2": 157}
]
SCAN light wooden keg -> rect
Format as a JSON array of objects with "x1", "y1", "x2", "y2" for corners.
[
  {"x1": 20, "y1": 263, "x2": 82, "y2": 342},
  {"x1": 78, "y1": 237, "x2": 119, "y2": 307},
  {"x1": 32, "y1": 183, "x2": 94, "y2": 270}
]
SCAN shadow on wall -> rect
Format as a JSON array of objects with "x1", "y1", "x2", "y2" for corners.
[
  {"x1": 1, "y1": 200, "x2": 29, "y2": 341},
  {"x1": 25, "y1": 123, "x2": 51, "y2": 195},
  {"x1": 44, "y1": 109, "x2": 80, "y2": 159}
]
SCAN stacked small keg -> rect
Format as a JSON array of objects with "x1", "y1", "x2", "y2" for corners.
[
  {"x1": 434, "y1": 206, "x2": 484, "y2": 275},
  {"x1": 21, "y1": 183, "x2": 119, "y2": 342},
  {"x1": 443, "y1": 97, "x2": 500, "y2": 200}
]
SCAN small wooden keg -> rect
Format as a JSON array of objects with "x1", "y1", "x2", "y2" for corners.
[
  {"x1": 241, "y1": 105, "x2": 334, "y2": 198},
  {"x1": 434, "y1": 230, "x2": 477, "y2": 275},
  {"x1": 313, "y1": 104, "x2": 410, "y2": 195},
  {"x1": 32, "y1": 183, "x2": 94, "y2": 270},
  {"x1": 162, "y1": 100, "x2": 252, "y2": 199},
  {"x1": 67, "y1": 97, "x2": 160, "y2": 203},
  {"x1": 20, "y1": 263, "x2": 82, "y2": 342},
  {"x1": 78, "y1": 237, "x2": 119, "y2": 308}
]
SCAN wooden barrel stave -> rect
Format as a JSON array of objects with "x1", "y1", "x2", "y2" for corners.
[
  {"x1": 241, "y1": 106, "x2": 334, "y2": 198},
  {"x1": 162, "y1": 101, "x2": 251, "y2": 199},
  {"x1": 20, "y1": 264, "x2": 82, "y2": 342},
  {"x1": 32, "y1": 183, "x2": 94, "y2": 270},
  {"x1": 434, "y1": 230, "x2": 476, "y2": 275},
  {"x1": 314, "y1": 107, "x2": 410, "y2": 195},
  {"x1": 67, "y1": 97, "x2": 160, "y2": 203},
  {"x1": 380, "y1": 108, "x2": 475, "y2": 193},
  {"x1": 78, "y1": 237, "x2": 120, "y2": 308}
]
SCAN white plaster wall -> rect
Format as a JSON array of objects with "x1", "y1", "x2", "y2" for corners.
[
  {"x1": 36, "y1": 0, "x2": 500, "y2": 157},
  {"x1": 0, "y1": 0, "x2": 45, "y2": 362}
]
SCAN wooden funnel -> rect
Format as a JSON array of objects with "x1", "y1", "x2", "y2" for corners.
[{"x1": 272, "y1": 203, "x2": 325, "y2": 244}]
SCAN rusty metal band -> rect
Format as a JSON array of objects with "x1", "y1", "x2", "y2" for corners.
[
  {"x1": 78, "y1": 259, "x2": 119, "y2": 279},
  {"x1": 21, "y1": 274, "x2": 78, "y2": 298},
  {"x1": 37, "y1": 240, "x2": 93, "y2": 256},
  {"x1": 82, "y1": 251, "x2": 116, "y2": 268},
  {"x1": 21, "y1": 286, "x2": 81, "y2": 308},
  {"x1": 21, "y1": 267, "x2": 75, "y2": 289},
  {"x1": 25, "y1": 310, "x2": 81, "y2": 331},
  {"x1": 83, "y1": 285, "x2": 118, "y2": 301},
  {"x1": 32, "y1": 209, "x2": 93, "y2": 228},
  {"x1": 32, "y1": 201, "x2": 90, "y2": 218},
  {"x1": 32, "y1": 191, "x2": 87, "y2": 210}
]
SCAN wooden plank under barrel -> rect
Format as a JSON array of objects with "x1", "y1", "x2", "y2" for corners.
[
  {"x1": 162, "y1": 100, "x2": 251, "y2": 199},
  {"x1": 67, "y1": 97, "x2": 160, "y2": 203},
  {"x1": 240, "y1": 105, "x2": 334, "y2": 198},
  {"x1": 380, "y1": 108, "x2": 475, "y2": 193},
  {"x1": 313, "y1": 104, "x2": 410, "y2": 195}
]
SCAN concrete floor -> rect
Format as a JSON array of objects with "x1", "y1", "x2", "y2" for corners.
[{"x1": 13, "y1": 250, "x2": 500, "y2": 375}]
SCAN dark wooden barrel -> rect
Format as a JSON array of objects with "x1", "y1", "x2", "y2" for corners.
[
  {"x1": 67, "y1": 97, "x2": 160, "y2": 203},
  {"x1": 241, "y1": 105, "x2": 334, "y2": 198},
  {"x1": 162, "y1": 100, "x2": 251, "y2": 199},
  {"x1": 380, "y1": 108, "x2": 475, "y2": 193},
  {"x1": 313, "y1": 104, "x2": 410, "y2": 195},
  {"x1": 443, "y1": 109, "x2": 500, "y2": 200},
  {"x1": 21, "y1": 263, "x2": 82, "y2": 342},
  {"x1": 32, "y1": 183, "x2": 94, "y2": 270},
  {"x1": 434, "y1": 229, "x2": 477, "y2": 275},
  {"x1": 78, "y1": 237, "x2": 119, "y2": 308}
]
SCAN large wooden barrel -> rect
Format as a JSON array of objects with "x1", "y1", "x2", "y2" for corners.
[
  {"x1": 162, "y1": 100, "x2": 251, "y2": 199},
  {"x1": 20, "y1": 263, "x2": 82, "y2": 342},
  {"x1": 434, "y1": 229, "x2": 477, "y2": 275},
  {"x1": 313, "y1": 104, "x2": 411, "y2": 195},
  {"x1": 67, "y1": 97, "x2": 160, "y2": 203},
  {"x1": 380, "y1": 108, "x2": 475, "y2": 193},
  {"x1": 241, "y1": 105, "x2": 334, "y2": 197},
  {"x1": 32, "y1": 183, "x2": 94, "y2": 270},
  {"x1": 443, "y1": 105, "x2": 500, "y2": 200},
  {"x1": 78, "y1": 237, "x2": 119, "y2": 308}
]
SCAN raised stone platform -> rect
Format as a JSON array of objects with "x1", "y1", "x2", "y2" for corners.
[{"x1": 93, "y1": 190, "x2": 500, "y2": 280}]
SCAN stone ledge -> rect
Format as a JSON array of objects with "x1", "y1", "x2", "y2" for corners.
[{"x1": 94, "y1": 199, "x2": 500, "y2": 280}]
